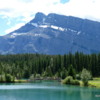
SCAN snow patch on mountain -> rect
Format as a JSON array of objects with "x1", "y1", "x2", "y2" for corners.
[
  {"x1": 77, "y1": 31, "x2": 81, "y2": 35},
  {"x1": 39, "y1": 25, "x2": 48, "y2": 28},
  {"x1": 31, "y1": 23, "x2": 38, "y2": 27},
  {"x1": 10, "y1": 33, "x2": 22, "y2": 38},
  {"x1": 51, "y1": 25, "x2": 58, "y2": 30}
]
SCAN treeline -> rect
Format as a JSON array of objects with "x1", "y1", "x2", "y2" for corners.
[{"x1": 0, "y1": 52, "x2": 100, "y2": 81}]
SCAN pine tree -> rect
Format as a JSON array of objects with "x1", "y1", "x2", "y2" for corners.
[{"x1": 68, "y1": 64, "x2": 76, "y2": 79}]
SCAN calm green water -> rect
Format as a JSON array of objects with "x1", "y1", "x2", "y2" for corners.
[{"x1": 0, "y1": 81, "x2": 100, "y2": 100}]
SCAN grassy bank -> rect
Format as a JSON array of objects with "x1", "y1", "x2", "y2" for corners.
[
  {"x1": 62, "y1": 77, "x2": 100, "y2": 88},
  {"x1": 79, "y1": 78, "x2": 100, "y2": 88},
  {"x1": 14, "y1": 79, "x2": 28, "y2": 83},
  {"x1": 88, "y1": 78, "x2": 100, "y2": 88}
]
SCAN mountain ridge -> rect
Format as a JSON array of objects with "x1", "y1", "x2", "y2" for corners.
[{"x1": 0, "y1": 12, "x2": 100, "y2": 54}]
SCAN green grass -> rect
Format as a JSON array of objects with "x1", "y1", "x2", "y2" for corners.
[
  {"x1": 15, "y1": 79, "x2": 28, "y2": 83},
  {"x1": 93, "y1": 77, "x2": 100, "y2": 81},
  {"x1": 88, "y1": 77, "x2": 100, "y2": 88},
  {"x1": 79, "y1": 77, "x2": 100, "y2": 88}
]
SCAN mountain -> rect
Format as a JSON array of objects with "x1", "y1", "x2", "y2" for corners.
[{"x1": 0, "y1": 12, "x2": 100, "y2": 54}]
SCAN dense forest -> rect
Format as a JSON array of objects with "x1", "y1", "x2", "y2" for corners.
[{"x1": 0, "y1": 52, "x2": 100, "y2": 82}]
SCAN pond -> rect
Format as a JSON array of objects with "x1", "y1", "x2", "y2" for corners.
[{"x1": 0, "y1": 81, "x2": 100, "y2": 100}]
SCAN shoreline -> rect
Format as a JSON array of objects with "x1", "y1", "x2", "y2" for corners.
[{"x1": 0, "y1": 78, "x2": 100, "y2": 89}]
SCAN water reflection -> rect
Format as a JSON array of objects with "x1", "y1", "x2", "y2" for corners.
[{"x1": 0, "y1": 82, "x2": 99, "y2": 100}]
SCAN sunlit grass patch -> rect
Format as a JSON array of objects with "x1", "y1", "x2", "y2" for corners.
[
  {"x1": 79, "y1": 78, "x2": 100, "y2": 88},
  {"x1": 89, "y1": 77, "x2": 100, "y2": 88},
  {"x1": 15, "y1": 79, "x2": 28, "y2": 83}
]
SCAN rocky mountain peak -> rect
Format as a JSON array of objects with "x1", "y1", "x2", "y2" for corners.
[
  {"x1": 0, "y1": 12, "x2": 100, "y2": 54},
  {"x1": 30, "y1": 12, "x2": 46, "y2": 24}
]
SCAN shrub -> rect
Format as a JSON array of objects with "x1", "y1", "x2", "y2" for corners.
[
  {"x1": 62, "y1": 76, "x2": 80, "y2": 85},
  {"x1": 76, "y1": 74, "x2": 81, "y2": 80},
  {"x1": 81, "y1": 68, "x2": 92, "y2": 86},
  {"x1": 72, "y1": 80, "x2": 80, "y2": 85},
  {"x1": 29, "y1": 74, "x2": 34, "y2": 81},
  {"x1": 5, "y1": 74, "x2": 13, "y2": 82},
  {"x1": 0, "y1": 75, "x2": 6, "y2": 82},
  {"x1": 35, "y1": 74, "x2": 40, "y2": 78},
  {"x1": 62, "y1": 76, "x2": 73, "y2": 84}
]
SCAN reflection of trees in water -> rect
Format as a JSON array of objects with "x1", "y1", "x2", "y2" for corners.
[
  {"x1": 80, "y1": 87, "x2": 93, "y2": 100},
  {"x1": 61, "y1": 85, "x2": 98, "y2": 100},
  {"x1": 63, "y1": 85, "x2": 81, "y2": 100},
  {"x1": 0, "y1": 83, "x2": 99, "y2": 100}
]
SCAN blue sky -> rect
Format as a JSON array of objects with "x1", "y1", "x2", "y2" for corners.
[
  {"x1": 60, "y1": 0, "x2": 69, "y2": 4},
  {"x1": 0, "y1": 0, "x2": 100, "y2": 35}
]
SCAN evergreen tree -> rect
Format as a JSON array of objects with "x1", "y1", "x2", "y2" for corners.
[{"x1": 68, "y1": 65, "x2": 76, "y2": 79}]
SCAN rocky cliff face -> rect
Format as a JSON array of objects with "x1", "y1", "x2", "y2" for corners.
[{"x1": 0, "y1": 12, "x2": 100, "y2": 54}]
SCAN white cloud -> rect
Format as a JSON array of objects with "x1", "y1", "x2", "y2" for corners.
[
  {"x1": 0, "y1": 0, "x2": 60, "y2": 18},
  {"x1": 60, "y1": 0, "x2": 100, "y2": 21},
  {"x1": 0, "y1": 0, "x2": 100, "y2": 21},
  {"x1": 5, "y1": 23, "x2": 25, "y2": 34},
  {"x1": 0, "y1": 0, "x2": 100, "y2": 35}
]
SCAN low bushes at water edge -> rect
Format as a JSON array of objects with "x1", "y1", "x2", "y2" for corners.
[{"x1": 62, "y1": 76, "x2": 80, "y2": 85}]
